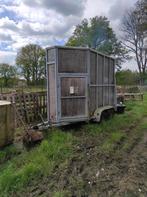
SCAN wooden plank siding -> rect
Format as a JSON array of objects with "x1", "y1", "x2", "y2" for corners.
[
  {"x1": 89, "y1": 52, "x2": 115, "y2": 115},
  {"x1": 60, "y1": 77, "x2": 87, "y2": 117},
  {"x1": 58, "y1": 48, "x2": 87, "y2": 73}
]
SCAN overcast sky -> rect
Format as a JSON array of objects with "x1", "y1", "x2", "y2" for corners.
[{"x1": 0, "y1": 0, "x2": 138, "y2": 70}]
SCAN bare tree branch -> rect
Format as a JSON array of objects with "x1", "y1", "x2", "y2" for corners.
[{"x1": 121, "y1": 0, "x2": 147, "y2": 83}]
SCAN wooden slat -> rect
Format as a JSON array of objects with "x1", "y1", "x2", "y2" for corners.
[
  {"x1": 0, "y1": 91, "x2": 47, "y2": 127},
  {"x1": 58, "y1": 48, "x2": 87, "y2": 73},
  {"x1": 117, "y1": 93, "x2": 143, "y2": 101}
]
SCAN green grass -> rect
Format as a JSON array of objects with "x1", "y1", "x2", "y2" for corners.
[
  {"x1": 0, "y1": 86, "x2": 46, "y2": 94},
  {"x1": 1, "y1": 94, "x2": 147, "y2": 196},
  {"x1": 0, "y1": 129, "x2": 73, "y2": 196},
  {"x1": 53, "y1": 191, "x2": 71, "y2": 197},
  {"x1": 84, "y1": 94, "x2": 147, "y2": 152},
  {"x1": 101, "y1": 131, "x2": 126, "y2": 151},
  {"x1": 0, "y1": 145, "x2": 21, "y2": 165}
]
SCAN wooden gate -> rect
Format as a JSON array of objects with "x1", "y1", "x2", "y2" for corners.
[
  {"x1": 0, "y1": 92, "x2": 47, "y2": 127},
  {"x1": 59, "y1": 75, "x2": 88, "y2": 120}
]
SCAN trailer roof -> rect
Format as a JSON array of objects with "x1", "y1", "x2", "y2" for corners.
[{"x1": 46, "y1": 46, "x2": 115, "y2": 60}]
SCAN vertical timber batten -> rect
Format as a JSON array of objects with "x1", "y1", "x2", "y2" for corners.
[
  {"x1": 96, "y1": 53, "x2": 98, "y2": 107},
  {"x1": 46, "y1": 49, "x2": 50, "y2": 123},
  {"x1": 103, "y1": 56, "x2": 105, "y2": 107},
  {"x1": 56, "y1": 47, "x2": 60, "y2": 123},
  {"x1": 114, "y1": 58, "x2": 117, "y2": 109},
  {"x1": 86, "y1": 49, "x2": 90, "y2": 118}
]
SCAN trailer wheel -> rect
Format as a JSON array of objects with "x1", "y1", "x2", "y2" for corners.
[
  {"x1": 100, "y1": 108, "x2": 114, "y2": 122},
  {"x1": 110, "y1": 109, "x2": 115, "y2": 118},
  {"x1": 100, "y1": 110, "x2": 107, "y2": 122}
]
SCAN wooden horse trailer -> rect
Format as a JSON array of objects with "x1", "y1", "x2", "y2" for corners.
[{"x1": 46, "y1": 46, "x2": 117, "y2": 126}]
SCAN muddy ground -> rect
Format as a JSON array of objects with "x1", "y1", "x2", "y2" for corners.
[{"x1": 14, "y1": 117, "x2": 147, "y2": 197}]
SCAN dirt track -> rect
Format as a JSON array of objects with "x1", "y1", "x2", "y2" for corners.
[{"x1": 16, "y1": 117, "x2": 147, "y2": 197}]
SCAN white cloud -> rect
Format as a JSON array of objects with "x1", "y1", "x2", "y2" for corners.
[
  {"x1": 22, "y1": 0, "x2": 86, "y2": 16},
  {"x1": 0, "y1": 17, "x2": 18, "y2": 32},
  {"x1": 0, "y1": 50, "x2": 16, "y2": 65},
  {"x1": 108, "y1": 0, "x2": 137, "y2": 21},
  {"x1": 0, "y1": 1, "x2": 84, "y2": 51},
  {"x1": 0, "y1": 0, "x2": 138, "y2": 70},
  {"x1": 84, "y1": 0, "x2": 113, "y2": 19},
  {"x1": 122, "y1": 58, "x2": 138, "y2": 71},
  {"x1": 0, "y1": 32, "x2": 12, "y2": 41}
]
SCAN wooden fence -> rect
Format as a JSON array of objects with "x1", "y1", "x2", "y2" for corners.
[
  {"x1": 117, "y1": 93, "x2": 143, "y2": 102},
  {"x1": 0, "y1": 91, "x2": 47, "y2": 127},
  {"x1": 0, "y1": 86, "x2": 144, "y2": 128},
  {"x1": 117, "y1": 86, "x2": 144, "y2": 101}
]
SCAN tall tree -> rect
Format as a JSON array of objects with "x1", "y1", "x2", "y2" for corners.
[
  {"x1": 66, "y1": 16, "x2": 128, "y2": 69},
  {"x1": 0, "y1": 63, "x2": 16, "y2": 87},
  {"x1": 16, "y1": 44, "x2": 45, "y2": 85},
  {"x1": 116, "y1": 69, "x2": 139, "y2": 85},
  {"x1": 121, "y1": 0, "x2": 147, "y2": 83}
]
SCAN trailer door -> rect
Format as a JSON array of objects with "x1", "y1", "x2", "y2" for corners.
[{"x1": 59, "y1": 76, "x2": 88, "y2": 120}]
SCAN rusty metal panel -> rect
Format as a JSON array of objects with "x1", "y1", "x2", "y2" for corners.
[{"x1": 58, "y1": 48, "x2": 87, "y2": 73}]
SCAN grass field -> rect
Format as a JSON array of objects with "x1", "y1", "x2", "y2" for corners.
[
  {"x1": 0, "y1": 95, "x2": 147, "y2": 196},
  {"x1": 0, "y1": 86, "x2": 46, "y2": 94}
]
